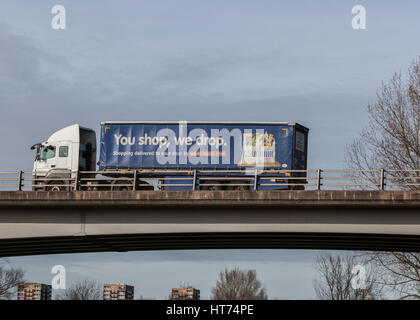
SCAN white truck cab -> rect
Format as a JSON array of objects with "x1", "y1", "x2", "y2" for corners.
[{"x1": 31, "y1": 124, "x2": 96, "y2": 190}]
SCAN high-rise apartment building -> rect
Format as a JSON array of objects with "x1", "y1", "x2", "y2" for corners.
[
  {"x1": 171, "y1": 287, "x2": 200, "y2": 300},
  {"x1": 17, "y1": 283, "x2": 52, "y2": 300},
  {"x1": 103, "y1": 284, "x2": 134, "y2": 300}
]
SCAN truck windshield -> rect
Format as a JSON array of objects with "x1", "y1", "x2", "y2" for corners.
[{"x1": 39, "y1": 146, "x2": 56, "y2": 160}]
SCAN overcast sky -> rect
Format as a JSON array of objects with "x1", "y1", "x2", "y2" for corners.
[{"x1": 1, "y1": 0, "x2": 420, "y2": 299}]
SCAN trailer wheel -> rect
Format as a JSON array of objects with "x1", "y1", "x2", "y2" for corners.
[
  {"x1": 137, "y1": 180, "x2": 154, "y2": 191},
  {"x1": 228, "y1": 180, "x2": 250, "y2": 190},
  {"x1": 200, "y1": 180, "x2": 224, "y2": 191},
  {"x1": 111, "y1": 179, "x2": 131, "y2": 191},
  {"x1": 289, "y1": 185, "x2": 305, "y2": 190}
]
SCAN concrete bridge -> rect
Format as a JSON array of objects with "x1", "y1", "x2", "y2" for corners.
[{"x1": 0, "y1": 190, "x2": 420, "y2": 257}]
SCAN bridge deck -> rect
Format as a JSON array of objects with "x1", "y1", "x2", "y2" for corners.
[{"x1": 0, "y1": 190, "x2": 419, "y2": 256}]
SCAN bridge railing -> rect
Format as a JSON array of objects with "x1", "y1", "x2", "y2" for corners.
[{"x1": 0, "y1": 169, "x2": 420, "y2": 191}]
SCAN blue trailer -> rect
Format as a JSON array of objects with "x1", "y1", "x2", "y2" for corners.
[{"x1": 98, "y1": 121, "x2": 309, "y2": 190}]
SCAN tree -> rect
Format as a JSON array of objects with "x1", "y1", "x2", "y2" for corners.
[
  {"x1": 0, "y1": 262, "x2": 25, "y2": 300},
  {"x1": 345, "y1": 56, "x2": 420, "y2": 300},
  {"x1": 346, "y1": 57, "x2": 420, "y2": 190},
  {"x1": 211, "y1": 267, "x2": 268, "y2": 300},
  {"x1": 363, "y1": 252, "x2": 420, "y2": 300},
  {"x1": 313, "y1": 253, "x2": 382, "y2": 300},
  {"x1": 56, "y1": 278, "x2": 102, "y2": 300}
]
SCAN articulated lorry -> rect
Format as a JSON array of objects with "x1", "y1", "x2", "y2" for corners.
[{"x1": 31, "y1": 121, "x2": 309, "y2": 191}]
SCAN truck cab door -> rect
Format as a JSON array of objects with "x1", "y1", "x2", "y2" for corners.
[
  {"x1": 45, "y1": 145, "x2": 58, "y2": 169},
  {"x1": 32, "y1": 144, "x2": 56, "y2": 176}
]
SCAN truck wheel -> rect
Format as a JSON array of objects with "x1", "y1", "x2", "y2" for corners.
[{"x1": 47, "y1": 181, "x2": 64, "y2": 191}]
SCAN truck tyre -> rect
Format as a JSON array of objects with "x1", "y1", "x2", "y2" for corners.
[
  {"x1": 289, "y1": 185, "x2": 305, "y2": 190},
  {"x1": 228, "y1": 180, "x2": 250, "y2": 190},
  {"x1": 111, "y1": 179, "x2": 131, "y2": 191},
  {"x1": 138, "y1": 180, "x2": 154, "y2": 191},
  {"x1": 200, "y1": 180, "x2": 224, "y2": 191},
  {"x1": 47, "y1": 181, "x2": 65, "y2": 191}
]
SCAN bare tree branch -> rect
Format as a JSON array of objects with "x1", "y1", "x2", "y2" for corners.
[
  {"x1": 0, "y1": 264, "x2": 25, "y2": 300},
  {"x1": 313, "y1": 253, "x2": 383, "y2": 300},
  {"x1": 362, "y1": 252, "x2": 420, "y2": 299},
  {"x1": 345, "y1": 56, "x2": 420, "y2": 300},
  {"x1": 345, "y1": 57, "x2": 420, "y2": 190},
  {"x1": 211, "y1": 267, "x2": 268, "y2": 300},
  {"x1": 55, "y1": 278, "x2": 102, "y2": 300}
]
